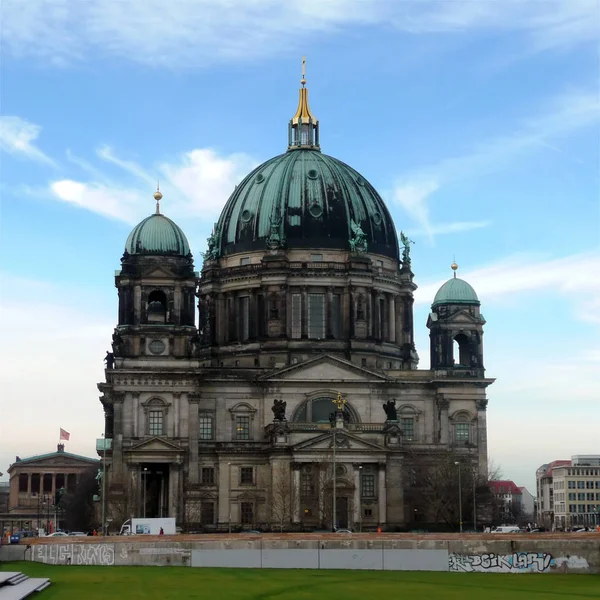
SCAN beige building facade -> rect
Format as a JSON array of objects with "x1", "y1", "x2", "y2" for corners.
[{"x1": 99, "y1": 77, "x2": 493, "y2": 531}]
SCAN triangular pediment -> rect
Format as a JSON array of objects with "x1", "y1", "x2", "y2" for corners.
[
  {"x1": 142, "y1": 265, "x2": 177, "y2": 279},
  {"x1": 129, "y1": 437, "x2": 185, "y2": 453},
  {"x1": 259, "y1": 355, "x2": 388, "y2": 382},
  {"x1": 292, "y1": 431, "x2": 385, "y2": 453},
  {"x1": 13, "y1": 454, "x2": 98, "y2": 469}
]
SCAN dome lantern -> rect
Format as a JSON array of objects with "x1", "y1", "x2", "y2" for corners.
[{"x1": 288, "y1": 57, "x2": 320, "y2": 151}]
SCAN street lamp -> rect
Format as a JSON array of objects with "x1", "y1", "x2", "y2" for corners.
[
  {"x1": 455, "y1": 461, "x2": 463, "y2": 534},
  {"x1": 228, "y1": 463, "x2": 232, "y2": 534},
  {"x1": 331, "y1": 392, "x2": 346, "y2": 532},
  {"x1": 472, "y1": 467, "x2": 477, "y2": 532},
  {"x1": 101, "y1": 434, "x2": 107, "y2": 536},
  {"x1": 358, "y1": 465, "x2": 363, "y2": 532},
  {"x1": 143, "y1": 468, "x2": 148, "y2": 519}
]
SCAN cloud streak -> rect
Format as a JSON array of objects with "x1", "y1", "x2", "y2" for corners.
[
  {"x1": 392, "y1": 88, "x2": 600, "y2": 241},
  {"x1": 2, "y1": 0, "x2": 597, "y2": 68},
  {"x1": 0, "y1": 116, "x2": 56, "y2": 165}
]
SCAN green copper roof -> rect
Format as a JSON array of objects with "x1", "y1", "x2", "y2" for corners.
[
  {"x1": 213, "y1": 149, "x2": 399, "y2": 259},
  {"x1": 125, "y1": 213, "x2": 191, "y2": 257},
  {"x1": 432, "y1": 277, "x2": 480, "y2": 308}
]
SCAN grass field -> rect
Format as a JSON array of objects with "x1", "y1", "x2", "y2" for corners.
[{"x1": 2, "y1": 562, "x2": 599, "y2": 599}]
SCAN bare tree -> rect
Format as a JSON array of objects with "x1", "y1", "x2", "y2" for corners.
[
  {"x1": 270, "y1": 465, "x2": 297, "y2": 531},
  {"x1": 62, "y1": 467, "x2": 99, "y2": 532},
  {"x1": 106, "y1": 472, "x2": 137, "y2": 532}
]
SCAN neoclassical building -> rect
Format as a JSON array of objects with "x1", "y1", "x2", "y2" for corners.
[{"x1": 99, "y1": 73, "x2": 493, "y2": 531}]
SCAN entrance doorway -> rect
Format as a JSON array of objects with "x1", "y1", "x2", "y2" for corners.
[
  {"x1": 141, "y1": 464, "x2": 169, "y2": 518},
  {"x1": 335, "y1": 497, "x2": 349, "y2": 529}
]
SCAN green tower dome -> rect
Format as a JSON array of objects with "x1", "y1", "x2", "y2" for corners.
[
  {"x1": 125, "y1": 190, "x2": 191, "y2": 257},
  {"x1": 432, "y1": 264, "x2": 479, "y2": 308},
  {"x1": 210, "y1": 74, "x2": 399, "y2": 260}
]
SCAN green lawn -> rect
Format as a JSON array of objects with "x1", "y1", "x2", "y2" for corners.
[{"x1": 1, "y1": 562, "x2": 599, "y2": 599}]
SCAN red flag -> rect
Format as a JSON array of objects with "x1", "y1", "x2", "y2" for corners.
[{"x1": 60, "y1": 428, "x2": 70, "y2": 441}]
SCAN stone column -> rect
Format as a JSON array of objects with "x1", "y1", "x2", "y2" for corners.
[
  {"x1": 279, "y1": 285, "x2": 287, "y2": 338},
  {"x1": 218, "y1": 460, "x2": 231, "y2": 523},
  {"x1": 168, "y1": 464, "x2": 181, "y2": 520},
  {"x1": 367, "y1": 291, "x2": 373, "y2": 337},
  {"x1": 378, "y1": 464, "x2": 387, "y2": 525},
  {"x1": 476, "y1": 398, "x2": 489, "y2": 475},
  {"x1": 133, "y1": 284, "x2": 142, "y2": 325},
  {"x1": 388, "y1": 294, "x2": 396, "y2": 343},
  {"x1": 349, "y1": 287, "x2": 356, "y2": 338},
  {"x1": 188, "y1": 393, "x2": 200, "y2": 484},
  {"x1": 326, "y1": 287, "x2": 334, "y2": 338},
  {"x1": 51, "y1": 474, "x2": 56, "y2": 499},
  {"x1": 301, "y1": 286, "x2": 308, "y2": 338},
  {"x1": 27, "y1": 474, "x2": 31, "y2": 497},
  {"x1": 437, "y1": 396, "x2": 449, "y2": 445},
  {"x1": 112, "y1": 393, "x2": 125, "y2": 476},
  {"x1": 342, "y1": 287, "x2": 351, "y2": 339},
  {"x1": 39, "y1": 474, "x2": 44, "y2": 495},
  {"x1": 173, "y1": 392, "x2": 181, "y2": 438},
  {"x1": 173, "y1": 285, "x2": 182, "y2": 325},
  {"x1": 132, "y1": 393, "x2": 139, "y2": 437},
  {"x1": 292, "y1": 464, "x2": 301, "y2": 523},
  {"x1": 353, "y1": 464, "x2": 361, "y2": 527}
]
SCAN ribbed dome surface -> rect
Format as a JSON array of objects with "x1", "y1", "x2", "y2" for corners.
[
  {"x1": 215, "y1": 149, "x2": 399, "y2": 259},
  {"x1": 432, "y1": 277, "x2": 479, "y2": 308},
  {"x1": 125, "y1": 214, "x2": 190, "y2": 256}
]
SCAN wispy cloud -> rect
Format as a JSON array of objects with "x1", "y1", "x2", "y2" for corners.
[
  {"x1": 0, "y1": 116, "x2": 56, "y2": 166},
  {"x1": 2, "y1": 0, "x2": 596, "y2": 68},
  {"x1": 415, "y1": 251, "x2": 600, "y2": 325},
  {"x1": 393, "y1": 88, "x2": 600, "y2": 241},
  {"x1": 49, "y1": 146, "x2": 257, "y2": 225},
  {"x1": 405, "y1": 220, "x2": 491, "y2": 238}
]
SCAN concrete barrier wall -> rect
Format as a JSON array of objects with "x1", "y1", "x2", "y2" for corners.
[{"x1": 22, "y1": 538, "x2": 600, "y2": 573}]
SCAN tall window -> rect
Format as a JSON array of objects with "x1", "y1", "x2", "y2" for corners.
[
  {"x1": 240, "y1": 467, "x2": 254, "y2": 485},
  {"x1": 239, "y1": 296, "x2": 249, "y2": 341},
  {"x1": 236, "y1": 416, "x2": 251, "y2": 440},
  {"x1": 149, "y1": 410, "x2": 163, "y2": 436},
  {"x1": 199, "y1": 415, "x2": 213, "y2": 440},
  {"x1": 308, "y1": 294, "x2": 325, "y2": 339},
  {"x1": 361, "y1": 474, "x2": 375, "y2": 498},
  {"x1": 331, "y1": 294, "x2": 341, "y2": 338},
  {"x1": 291, "y1": 294, "x2": 302, "y2": 338},
  {"x1": 301, "y1": 472, "x2": 315, "y2": 497},
  {"x1": 400, "y1": 417, "x2": 414, "y2": 441},
  {"x1": 455, "y1": 423, "x2": 469, "y2": 442},
  {"x1": 241, "y1": 502, "x2": 254, "y2": 524},
  {"x1": 201, "y1": 502, "x2": 215, "y2": 524},
  {"x1": 378, "y1": 298, "x2": 385, "y2": 339},
  {"x1": 201, "y1": 467, "x2": 215, "y2": 485}
]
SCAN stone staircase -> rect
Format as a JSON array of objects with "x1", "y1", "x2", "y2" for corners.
[{"x1": 0, "y1": 572, "x2": 50, "y2": 599}]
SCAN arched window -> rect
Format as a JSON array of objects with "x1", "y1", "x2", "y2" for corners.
[
  {"x1": 294, "y1": 397, "x2": 358, "y2": 423},
  {"x1": 142, "y1": 397, "x2": 170, "y2": 436},
  {"x1": 450, "y1": 410, "x2": 474, "y2": 446},
  {"x1": 453, "y1": 333, "x2": 470, "y2": 366},
  {"x1": 147, "y1": 290, "x2": 167, "y2": 324}
]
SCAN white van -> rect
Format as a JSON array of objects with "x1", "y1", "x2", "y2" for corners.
[{"x1": 491, "y1": 526, "x2": 521, "y2": 534}]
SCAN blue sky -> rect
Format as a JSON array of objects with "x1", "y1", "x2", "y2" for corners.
[{"x1": 1, "y1": 0, "x2": 599, "y2": 492}]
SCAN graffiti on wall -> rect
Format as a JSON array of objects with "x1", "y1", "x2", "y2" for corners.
[
  {"x1": 33, "y1": 544, "x2": 115, "y2": 566},
  {"x1": 449, "y1": 552, "x2": 589, "y2": 573}
]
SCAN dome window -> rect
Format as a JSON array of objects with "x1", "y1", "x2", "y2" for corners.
[
  {"x1": 373, "y1": 212, "x2": 382, "y2": 225},
  {"x1": 356, "y1": 177, "x2": 365, "y2": 186},
  {"x1": 255, "y1": 173, "x2": 265, "y2": 183},
  {"x1": 147, "y1": 290, "x2": 168, "y2": 324},
  {"x1": 309, "y1": 202, "x2": 323, "y2": 218},
  {"x1": 307, "y1": 169, "x2": 318, "y2": 180},
  {"x1": 240, "y1": 209, "x2": 253, "y2": 223}
]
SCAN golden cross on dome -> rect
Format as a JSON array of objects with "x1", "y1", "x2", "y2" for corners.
[
  {"x1": 333, "y1": 392, "x2": 346, "y2": 412},
  {"x1": 301, "y1": 56, "x2": 306, "y2": 86}
]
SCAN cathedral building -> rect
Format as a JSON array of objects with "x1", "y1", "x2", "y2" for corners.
[{"x1": 98, "y1": 72, "x2": 493, "y2": 531}]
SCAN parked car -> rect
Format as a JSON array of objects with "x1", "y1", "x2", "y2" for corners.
[
  {"x1": 68, "y1": 531, "x2": 88, "y2": 537},
  {"x1": 46, "y1": 532, "x2": 69, "y2": 537},
  {"x1": 335, "y1": 529, "x2": 353, "y2": 534}
]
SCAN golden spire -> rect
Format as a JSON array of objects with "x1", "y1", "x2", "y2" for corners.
[
  {"x1": 451, "y1": 261, "x2": 458, "y2": 278},
  {"x1": 154, "y1": 181, "x2": 163, "y2": 214},
  {"x1": 291, "y1": 56, "x2": 318, "y2": 127}
]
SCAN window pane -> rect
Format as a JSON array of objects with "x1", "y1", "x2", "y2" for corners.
[
  {"x1": 311, "y1": 398, "x2": 333, "y2": 423},
  {"x1": 400, "y1": 418, "x2": 414, "y2": 441},
  {"x1": 236, "y1": 416, "x2": 250, "y2": 440},
  {"x1": 241, "y1": 502, "x2": 254, "y2": 524},
  {"x1": 149, "y1": 410, "x2": 163, "y2": 436},
  {"x1": 199, "y1": 416, "x2": 213, "y2": 440},
  {"x1": 361, "y1": 474, "x2": 375, "y2": 498},
  {"x1": 308, "y1": 294, "x2": 325, "y2": 339},
  {"x1": 331, "y1": 294, "x2": 341, "y2": 339},
  {"x1": 239, "y1": 296, "x2": 249, "y2": 341},
  {"x1": 240, "y1": 467, "x2": 254, "y2": 485},
  {"x1": 201, "y1": 467, "x2": 215, "y2": 485},
  {"x1": 301, "y1": 473, "x2": 315, "y2": 497},
  {"x1": 455, "y1": 423, "x2": 469, "y2": 441},
  {"x1": 291, "y1": 294, "x2": 302, "y2": 339}
]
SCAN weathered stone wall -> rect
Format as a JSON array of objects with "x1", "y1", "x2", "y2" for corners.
[{"x1": 19, "y1": 535, "x2": 600, "y2": 573}]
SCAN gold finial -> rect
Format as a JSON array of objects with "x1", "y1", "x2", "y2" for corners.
[
  {"x1": 451, "y1": 261, "x2": 458, "y2": 278},
  {"x1": 301, "y1": 56, "x2": 306, "y2": 87},
  {"x1": 333, "y1": 392, "x2": 347, "y2": 412},
  {"x1": 153, "y1": 181, "x2": 163, "y2": 214}
]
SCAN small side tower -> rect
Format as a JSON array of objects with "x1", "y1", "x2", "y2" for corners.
[
  {"x1": 112, "y1": 188, "x2": 197, "y2": 361},
  {"x1": 427, "y1": 263, "x2": 485, "y2": 373}
]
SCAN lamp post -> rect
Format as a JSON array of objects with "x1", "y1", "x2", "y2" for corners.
[
  {"x1": 472, "y1": 467, "x2": 477, "y2": 532},
  {"x1": 455, "y1": 461, "x2": 463, "y2": 534},
  {"x1": 101, "y1": 434, "x2": 107, "y2": 536},
  {"x1": 143, "y1": 468, "x2": 148, "y2": 519},
  {"x1": 358, "y1": 465, "x2": 363, "y2": 532},
  {"x1": 331, "y1": 392, "x2": 346, "y2": 532},
  {"x1": 228, "y1": 463, "x2": 232, "y2": 534}
]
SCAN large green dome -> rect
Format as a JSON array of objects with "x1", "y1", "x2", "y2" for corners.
[
  {"x1": 213, "y1": 149, "x2": 399, "y2": 259},
  {"x1": 432, "y1": 277, "x2": 479, "y2": 308},
  {"x1": 125, "y1": 213, "x2": 190, "y2": 257}
]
